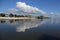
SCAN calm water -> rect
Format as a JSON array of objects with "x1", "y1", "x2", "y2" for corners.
[{"x1": 0, "y1": 18, "x2": 60, "y2": 40}]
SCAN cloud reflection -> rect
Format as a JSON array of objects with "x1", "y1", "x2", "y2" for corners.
[{"x1": 16, "y1": 19, "x2": 46, "y2": 32}]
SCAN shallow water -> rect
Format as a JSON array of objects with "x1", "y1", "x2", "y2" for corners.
[{"x1": 0, "y1": 18, "x2": 60, "y2": 40}]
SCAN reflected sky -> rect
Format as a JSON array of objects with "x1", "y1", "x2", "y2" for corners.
[
  {"x1": 0, "y1": 18, "x2": 60, "y2": 32},
  {"x1": 0, "y1": 19, "x2": 46, "y2": 32},
  {"x1": 0, "y1": 18, "x2": 60, "y2": 40},
  {"x1": 16, "y1": 19, "x2": 46, "y2": 32}
]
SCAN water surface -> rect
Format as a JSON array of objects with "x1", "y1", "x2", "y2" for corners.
[{"x1": 0, "y1": 18, "x2": 60, "y2": 40}]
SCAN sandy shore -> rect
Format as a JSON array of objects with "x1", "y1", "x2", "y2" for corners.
[{"x1": 0, "y1": 17, "x2": 36, "y2": 19}]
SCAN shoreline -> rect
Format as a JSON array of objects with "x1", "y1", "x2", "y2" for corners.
[{"x1": 0, "y1": 17, "x2": 36, "y2": 19}]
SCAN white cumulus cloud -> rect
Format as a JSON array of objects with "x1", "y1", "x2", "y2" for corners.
[
  {"x1": 16, "y1": 2, "x2": 45, "y2": 15},
  {"x1": 7, "y1": 2, "x2": 46, "y2": 15}
]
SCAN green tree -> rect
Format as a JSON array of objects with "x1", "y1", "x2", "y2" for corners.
[
  {"x1": 37, "y1": 15, "x2": 45, "y2": 19},
  {"x1": 9, "y1": 13, "x2": 14, "y2": 17},
  {"x1": 0, "y1": 13, "x2": 5, "y2": 17}
]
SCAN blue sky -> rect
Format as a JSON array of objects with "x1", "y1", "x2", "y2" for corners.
[{"x1": 0, "y1": 0, "x2": 60, "y2": 14}]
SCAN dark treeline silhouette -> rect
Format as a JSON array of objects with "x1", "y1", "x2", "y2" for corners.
[
  {"x1": 9, "y1": 13, "x2": 24, "y2": 17},
  {"x1": 0, "y1": 13, "x2": 49, "y2": 19},
  {"x1": 0, "y1": 13, "x2": 29, "y2": 17},
  {"x1": 37, "y1": 16, "x2": 45, "y2": 19},
  {"x1": 0, "y1": 13, "x2": 5, "y2": 17},
  {"x1": 37, "y1": 15, "x2": 50, "y2": 19}
]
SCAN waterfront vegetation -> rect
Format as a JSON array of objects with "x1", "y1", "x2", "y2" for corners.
[
  {"x1": 0, "y1": 13, "x2": 5, "y2": 17},
  {"x1": 0, "y1": 13, "x2": 49, "y2": 19},
  {"x1": 0, "y1": 13, "x2": 28, "y2": 17}
]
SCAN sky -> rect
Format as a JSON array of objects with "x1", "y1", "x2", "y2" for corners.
[{"x1": 0, "y1": 0, "x2": 60, "y2": 15}]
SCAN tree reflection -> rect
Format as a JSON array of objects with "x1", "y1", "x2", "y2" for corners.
[
  {"x1": 9, "y1": 20, "x2": 14, "y2": 23},
  {"x1": 0, "y1": 20, "x2": 6, "y2": 23}
]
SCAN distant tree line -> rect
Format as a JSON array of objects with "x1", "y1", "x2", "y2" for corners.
[
  {"x1": 37, "y1": 16, "x2": 45, "y2": 19},
  {"x1": 0, "y1": 13, "x2": 47, "y2": 19},
  {"x1": 37, "y1": 15, "x2": 50, "y2": 19},
  {"x1": 0, "y1": 13, "x2": 5, "y2": 17},
  {"x1": 0, "y1": 13, "x2": 29, "y2": 17},
  {"x1": 9, "y1": 13, "x2": 29, "y2": 17}
]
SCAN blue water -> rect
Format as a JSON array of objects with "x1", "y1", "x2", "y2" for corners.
[{"x1": 0, "y1": 18, "x2": 60, "y2": 40}]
